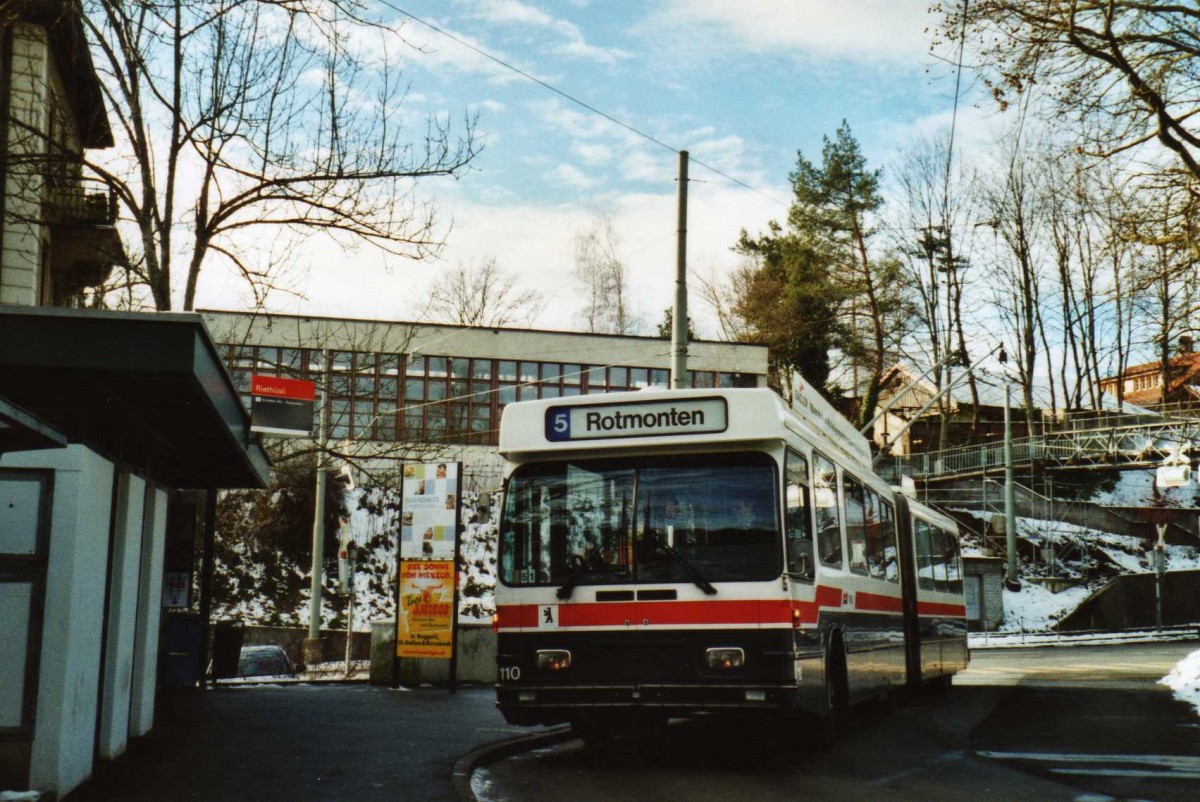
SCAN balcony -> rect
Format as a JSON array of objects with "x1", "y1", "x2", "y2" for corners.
[{"x1": 45, "y1": 178, "x2": 128, "y2": 296}]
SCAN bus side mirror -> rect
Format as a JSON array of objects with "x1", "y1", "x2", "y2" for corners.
[{"x1": 788, "y1": 539, "x2": 814, "y2": 579}]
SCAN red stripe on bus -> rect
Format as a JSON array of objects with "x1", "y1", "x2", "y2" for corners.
[
  {"x1": 814, "y1": 584, "x2": 843, "y2": 607},
  {"x1": 559, "y1": 602, "x2": 637, "y2": 627},
  {"x1": 496, "y1": 594, "x2": 964, "y2": 629},
  {"x1": 496, "y1": 604, "x2": 540, "y2": 629},
  {"x1": 497, "y1": 600, "x2": 797, "y2": 629},
  {"x1": 917, "y1": 601, "x2": 966, "y2": 617},
  {"x1": 854, "y1": 591, "x2": 903, "y2": 613}
]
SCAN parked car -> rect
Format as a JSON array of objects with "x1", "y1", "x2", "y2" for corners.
[{"x1": 235, "y1": 645, "x2": 301, "y2": 679}]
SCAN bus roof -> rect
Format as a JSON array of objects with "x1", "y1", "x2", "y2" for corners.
[{"x1": 497, "y1": 387, "x2": 872, "y2": 467}]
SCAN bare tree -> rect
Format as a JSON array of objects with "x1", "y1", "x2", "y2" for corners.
[
  {"x1": 574, "y1": 212, "x2": 638, "y2": 334},
  {"x1": 78, "y1": 0, "x2": 477, "y2": 311},
  {"x1": 935, "y1": 1, "x2": 1200, "y2": 183},
  {"x1": 420, "y1": 258, "x2": 543, "y2": 328},
  {"x1": 892, "y1": 131, "x2": 983, "y2": 445},
  {"x1": 981, "y1": 135, "x2": 1051, "y2": 422},
  {"x1": 694, "y1": 262, "x2": 754, "y2": 343}
]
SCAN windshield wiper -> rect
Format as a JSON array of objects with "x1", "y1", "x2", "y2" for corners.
[
  {"x1": 656, "y1": 540, "x2": 717, "y2": 595},
  {"x1": 556, "y1": 562, "x2": 592, "y2": 600},
  {"x1": 557, "y1": 557, "x2": 628, "y2": 600}
]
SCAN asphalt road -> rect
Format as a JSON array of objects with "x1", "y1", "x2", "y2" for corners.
[
  {"x1": 474, "y1": 641, "x2": 1200, "y2": 802},
  {"x1": 65, "y1": 684, "x2": 522, "y2": 802}
]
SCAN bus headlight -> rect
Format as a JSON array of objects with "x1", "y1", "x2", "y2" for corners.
[
  {"x1": 537, "y1": 649, "x2": 572, "y2": 671},
  {"x1": 706, "y1": 647, "x2": 745, "y2": 670}
]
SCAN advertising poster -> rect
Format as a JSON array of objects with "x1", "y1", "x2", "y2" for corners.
[
  {"x1": 395, "y1": 560, "x2": 455, "y2": 659},
  {"x1": 399, "y1": 462, "x2": 459, "y2": 560}
]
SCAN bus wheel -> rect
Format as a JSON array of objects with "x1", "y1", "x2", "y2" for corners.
[{"x1": 813, "y1": 644, "x2": 847, "y2": 749}]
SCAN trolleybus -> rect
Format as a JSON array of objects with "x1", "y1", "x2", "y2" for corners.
[{"x1": 493, "y1": 387, "x2": 967, "y2": 743}]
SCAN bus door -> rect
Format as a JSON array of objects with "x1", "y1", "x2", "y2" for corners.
[{"x1": 894, "y1": 495, "x2": 923, "y2": 687}]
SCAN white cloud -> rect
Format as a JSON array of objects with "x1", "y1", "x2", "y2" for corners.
[
  {"x1": 468, "y1": 0, "x2": 631, "y2": 65},
  {"x1": 548, "y1": 163, "x2": 600, "y2": 190},
  {"x1": 646, "y1": 0, "x2": 934, "y2": 64},
  {"x1": 573, "y1": 142, "x2": 613, "y2": 165},
  {"x1": 397, "y1": 18, "x2": 531, "y2": 85},
  {"x1": 469, "y1": 99, "x2": 507, "y2": 114}
]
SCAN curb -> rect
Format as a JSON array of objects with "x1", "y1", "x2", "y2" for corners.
[{"x1": 452, "y1": 726, "x2": 576, "y2": 802}]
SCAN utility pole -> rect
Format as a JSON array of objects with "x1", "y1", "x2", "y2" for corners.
[
  {"x1": 671, "y1": 150, "x2": 689, "y2": 390},
  {"x1": 1004, "y1": 381, "x2": 1019, "y2": 591},
  {"x1": 305, "y1": 351, "x2": 329, "y2": 664}
]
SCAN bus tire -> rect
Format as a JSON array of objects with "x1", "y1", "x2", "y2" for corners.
[{"x1": 812, "y1": 638, "x2": 847, "y2": 749}]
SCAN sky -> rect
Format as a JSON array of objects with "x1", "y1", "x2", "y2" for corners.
[{"x1": 195, "y1": 0, "x2": 999, "y2": 336}]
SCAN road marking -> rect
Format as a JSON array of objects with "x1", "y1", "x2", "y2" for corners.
[
  {"x1": 1050, "y1": 767, "x2": 1200, "y2": 779},
  {"x1": 979, "y1": 751, "x2": 1200, "y2": 779}
]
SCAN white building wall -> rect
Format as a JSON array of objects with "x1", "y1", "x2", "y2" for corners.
[
  {"x1": 97, "y1": 471, "x2": 146, "y2": 760},
  {"x1": 1, "y1": 445, "x2": 114, "y2": 798},
  {"x1": 1, "y1": 23, "x2": 50, "y2": 306},
  {"x1": 128, "y1": 485, "x2": 167, "y2": 738}
]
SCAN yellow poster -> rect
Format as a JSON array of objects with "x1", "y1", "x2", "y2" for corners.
[{"x1": 396, "y1": 560, "x2": 455, "y2": 659}]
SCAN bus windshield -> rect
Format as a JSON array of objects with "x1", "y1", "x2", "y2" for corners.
[{"x1": 500, "y1": 452, "x2": 780, "y2": 588}]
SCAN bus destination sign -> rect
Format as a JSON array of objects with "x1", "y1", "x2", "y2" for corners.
[{"x1": 545, "y1": 397, "x2": 728, "y2": 442}]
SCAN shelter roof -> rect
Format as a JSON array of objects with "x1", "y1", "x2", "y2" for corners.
[{"x1": 0, "y1": 305, "x2": 269, "y2": 488}]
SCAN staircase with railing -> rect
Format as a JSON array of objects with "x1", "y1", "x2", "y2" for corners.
[{"x1": 878, "y1": 406, "x2": 1200, "y2": 483}]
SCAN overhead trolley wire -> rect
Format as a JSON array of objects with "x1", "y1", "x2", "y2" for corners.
[{"x1": 379, "y1": 1, "x2": 788, "y2": 208}]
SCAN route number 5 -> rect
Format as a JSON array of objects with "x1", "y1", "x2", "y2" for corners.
[{"x1": 549, "y1": 410, "x2": 570, "y2": 440}]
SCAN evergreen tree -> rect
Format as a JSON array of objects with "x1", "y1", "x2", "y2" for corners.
[{"x1": 734, "y1": 222, "x2": 844, "y2": 396}]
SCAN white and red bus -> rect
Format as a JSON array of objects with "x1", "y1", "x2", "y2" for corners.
[{"x1": 493, "y1": 387, "x2": 966, "y2": 743}]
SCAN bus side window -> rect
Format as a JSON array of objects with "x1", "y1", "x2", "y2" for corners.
[
  {"x1": 879, "y1": 498, "x2": 898, "y2": 583},
  {"x1": 931, "y1": 529, "x2": 949, "y2": 592},
  {"x1": 945, "y1": 530, "x2": 963, "y2": 594},
  {"x1": 843, "y1": 474, "x2": 868, "y2": 576},
  {"x1": 915, "y1": 519, "x2": 934, "y2": 592},
  {"x1": 813, "y1": 453, "x2": 842, "y2": 568},
  {"x1": 785, "y1": 449, "x2": 814, "y2": 580}
]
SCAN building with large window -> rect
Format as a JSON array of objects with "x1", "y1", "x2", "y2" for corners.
[{"x1": 202, "y1": 309, "x2": 769, "y2": 483}]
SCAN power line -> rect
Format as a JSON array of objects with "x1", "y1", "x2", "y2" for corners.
[{"x1": 378, "y1": 1, "x2": 788, "y2": 208}]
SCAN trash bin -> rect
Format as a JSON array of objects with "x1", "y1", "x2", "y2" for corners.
[
  {"x1": 162, "y1": 612, "x2": 202, "y2": 688},
  {"x1": 211, "y1": 619, "x2": 245, "y2": 680}
]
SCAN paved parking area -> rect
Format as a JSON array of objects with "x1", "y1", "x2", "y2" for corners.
[{"x1": 65, "y1": 684, "x2": 521, "y2": 802}]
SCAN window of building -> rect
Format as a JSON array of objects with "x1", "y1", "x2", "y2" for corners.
[{"x1": 222, "y1": 343, "x2": 752, "y2": 447}]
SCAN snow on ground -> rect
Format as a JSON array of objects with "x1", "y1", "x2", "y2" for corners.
[
  {"x1": 1012, "y1": 516, "x2": 1200, "y2": 574},
  {"x1": 994, "y1": 578, "x2": 1095, "y2": 632},
  {"x1": 1089, "y1": 468, "x2": 1200, "y2": 508},
  {"x1": 1160, "y1": 649, "x2": 1200, "y2": 716}
]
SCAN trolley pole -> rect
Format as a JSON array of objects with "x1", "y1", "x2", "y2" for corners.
[{"x1": 671, "y1": 150, "x2": 689, "y2": 390}]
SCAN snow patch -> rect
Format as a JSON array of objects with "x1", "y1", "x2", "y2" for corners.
[{"x1": 1160, "y1": 648, "x2": 1200, "y2": 716}]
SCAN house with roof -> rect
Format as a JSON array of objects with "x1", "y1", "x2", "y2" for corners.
[
  {"x1": 869, "y1": 362, "x2": 1050, "y2": 457},
  {"x1": 1097, "y1": 338, "x2": 1200, "y2": 407}
]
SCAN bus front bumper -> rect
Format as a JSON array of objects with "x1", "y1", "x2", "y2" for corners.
[{"x1": 495, "y1": 682, "x2": 804, "y2": 726}]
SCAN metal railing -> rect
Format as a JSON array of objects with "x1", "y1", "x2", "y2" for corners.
[
  {"x1": 45, "y1": 178, "x2": 118, "y2": 227},
  {"x1": 884, "y1": 416, "x2": 1200, "y2": 481}
]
